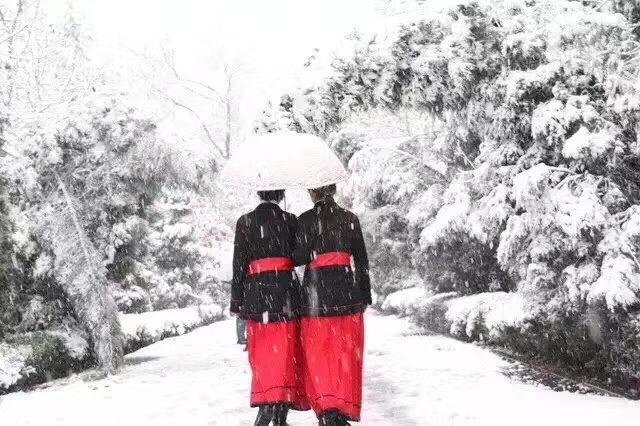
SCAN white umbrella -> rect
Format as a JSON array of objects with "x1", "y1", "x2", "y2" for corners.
[{"x1": 220, "y1": 132, "x2": 348, "y2": 190}]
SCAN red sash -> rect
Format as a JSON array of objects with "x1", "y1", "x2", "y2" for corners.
[
  {"x1": 247, "y1": 257, "x2": 294, "y2": 277},
  {"x1": 309, "y1": 251, "x2": 352, "y2": 271}
]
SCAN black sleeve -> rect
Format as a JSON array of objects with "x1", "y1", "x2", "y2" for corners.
[
  {"x1": 230, "y1": 218, "x2": 247, "y2": 313},
  {"x1": 352, "y1": 216, "x2": 372, "y2": 305},
  {"x1": 293, "y1": 216, "x2": 313, "y2": 267}
]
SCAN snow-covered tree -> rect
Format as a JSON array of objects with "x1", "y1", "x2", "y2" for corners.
[
  {"x1": 0, "y1": 1, "x2": 97, "y2": 125},
  {"x1": 0, "y1": 0, "x2": 234, "y2": 385},
  {"x1": 0, "y1": 95, "x2": 193, "y2": 373},
  {"x1": 263, "y1": 0, "x2": 640, "y2": 379},
  {"x1": 37, "y1": 178, "x2": 124, "y2": 374},
  {"x1": 143, "y1": 189, "x2": 202, "y2": 311},
  {"x1": 47, "y1": 97, "x2": 194, "y2": 314}
]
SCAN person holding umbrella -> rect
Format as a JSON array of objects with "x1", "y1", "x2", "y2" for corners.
[
  {"x1": 230, "y1": 188, "x2": 307, "y2": 425},
  {"x1": 223, "y1": 131, "x2": 356, "y2": 425},
  {"x1": 294, "y1": 183, "x2": 371, "y2": 426}
]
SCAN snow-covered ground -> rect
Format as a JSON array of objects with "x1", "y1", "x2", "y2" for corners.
[{"x1": 1, "y1": 311, "x2": 639, "y2": 426}]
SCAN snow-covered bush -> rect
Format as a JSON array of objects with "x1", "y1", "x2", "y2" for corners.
[
  {"x1": 380, "y1": 286, "x2": 430, "y2": 316},
  {"x1": 120, "y1": 304, "x2": 224, "y2": 353},
  {"x1": 0, "y1": 325, "x2": 91, "y2": 394},
  {"x1": 416, "y1": 165, "x2": 515, "y2": 293},
  {"x1": 0, "y1": 343, "x2": 34, "y2": 393},
  {"x1": 444, "y1": 292, "x2": 527, "y2": 342},
  {"x1": 263, "y1": 0, "x2": 640, "y2": 381}
]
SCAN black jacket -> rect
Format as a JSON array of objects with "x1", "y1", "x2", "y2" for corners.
[
  {"x1": 294, "y1": 197, "x2": 372, "y2": 317},
  {"x1": 230, "y1": 202, "x2": 300, "y2": 322}
]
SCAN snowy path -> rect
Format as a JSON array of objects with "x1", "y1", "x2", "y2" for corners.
[{"x1": 1, "y1": 311, "x2": 639, "y2": 425}]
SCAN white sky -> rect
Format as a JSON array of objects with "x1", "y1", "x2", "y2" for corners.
[
  {"x1": 75, "y1": 0, "x2": 383, "y2": 97},
  {"x1": 47, "y1": 0, "x2": 387, "y2": 156},
  {"x1": 38, "y1": 0, "x2": 461, "y2": 159}
]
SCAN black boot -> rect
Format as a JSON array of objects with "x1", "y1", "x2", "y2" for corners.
[
  {"x1": 254, "y1": 405, "x2": 274, "y2": 426},
  {"x1": 272, "y1": 404, "x2": 290, "y2": 426},
  {"x1": 318, "y1": 411, "x2": 340, "y2": 426},
  {"x1": 319, "y1": 411, "x2": 351, "y2": 426},
  {"x1": 336, "y1": 413, "x2": 351, "y2": 426}
]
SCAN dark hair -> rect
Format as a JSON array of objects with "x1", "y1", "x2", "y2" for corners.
[
  {"x1": 310, "y1": 184, "x2": 336, "y2": 199},
  {"x1": 257, "y1": 189, "x2": 285, "y2": 202}
]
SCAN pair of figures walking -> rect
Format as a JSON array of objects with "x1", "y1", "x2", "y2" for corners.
[{"x1": 230, "y1": 184, "x2": 372, "y2": 426}]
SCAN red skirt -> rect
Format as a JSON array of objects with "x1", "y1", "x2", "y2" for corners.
[
  {"x1": 300, "y1": 313, "x2": 364, "y2": 421},
  {"x1": 247, "y1": 320, "x2": 309, "y2": 410}
]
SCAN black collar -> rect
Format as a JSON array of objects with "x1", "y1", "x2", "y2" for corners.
[
  {"x1": 255, "y1": 201, "x2": 282, "y2": 212},
  {"x1": 314, "y1": 196, "x2": 337, "y2": 209}
]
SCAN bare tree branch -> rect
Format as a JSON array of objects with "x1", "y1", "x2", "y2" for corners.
[
  {"x1": 154, "y1": 88, "x2": 227, "y2": 158},
  {"x1": 169, "y1": 81, "x2": 221, "y2": 103},
  {"x1": 179, "y1": 77, "x2": 227, "y2": 103},
  {"x1": 155, "y1": 45, "x2": 242, "y2": 158}
]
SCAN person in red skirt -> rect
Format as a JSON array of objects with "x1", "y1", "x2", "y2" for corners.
[
  {"x1": 294, "y1": 184, "x2": 372, "y2": 426},
  {"x1": 230, "y1": 189, "x2": 309, "y2": 426}
]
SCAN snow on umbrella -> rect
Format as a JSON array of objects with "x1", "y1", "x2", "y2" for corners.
[{"x1": 220, "y1": 132, "x2": 348, "y2": 190}]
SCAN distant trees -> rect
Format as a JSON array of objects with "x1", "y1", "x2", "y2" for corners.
[
  {"x1": 0, "y1": 0, "x2": 95, "y2": 123},
  {"x1": 147, "y1": 45, "x2": 245, "y2": 160}
]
